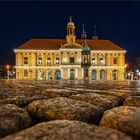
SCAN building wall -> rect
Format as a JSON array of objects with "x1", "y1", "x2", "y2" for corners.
[{"x1": 15, "y1": 50, "x2": 126, "y2": 80}]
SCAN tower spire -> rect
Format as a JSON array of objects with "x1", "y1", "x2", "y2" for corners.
[
  {"x1": 94, "y1": 25, "x2": 97, "y2": 34},
  {"x1": 82, "y1": 24, "x2": 85, "y2": 34},
  {"x1": 81, "y1": 23, "x2": 87, "y2": 39},
  {"x1": 92, "y1": 25, "x2": 98, "y2": 40}
]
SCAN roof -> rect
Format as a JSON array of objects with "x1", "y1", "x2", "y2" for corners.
[{"x1": 16, "y1": 38, "x2": 124, "y2": 51}]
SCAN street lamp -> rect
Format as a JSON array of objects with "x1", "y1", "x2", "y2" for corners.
[
  {"x1": 127, "y1": 72, "x2": 131, "y2": 80},
  {"x1": 6, "y1": 65, "x2": 10, "y2": 79}
]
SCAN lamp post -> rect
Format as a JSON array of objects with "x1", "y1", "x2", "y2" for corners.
[
  {"x1": 127, "y1": 72, "x2": 131, "y2": 80},
  {"x1": 124, "y1": 64, "x2": 127, "y2": 80},
  {"x1": 6, "y1": 65, "x2": 10, "y2": 79}
]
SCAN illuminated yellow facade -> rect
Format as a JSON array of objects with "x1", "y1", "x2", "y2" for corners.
[{"x1": 14, "y1": 17, "x2": 126, "y2": 80}]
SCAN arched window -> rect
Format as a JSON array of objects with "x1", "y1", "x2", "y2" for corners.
[
  {"x1": 37, "y1": 70, "x2": 44, "y2": 80},
  {"x1": 55, "y1": 70, "x2": 61, "y2": 79},
  {"x1": 70, "y1": 27, "x2": 73, "y2": 34},
  {"x1": 100, "y1": 70, "x2": 105, "y2": 80}
]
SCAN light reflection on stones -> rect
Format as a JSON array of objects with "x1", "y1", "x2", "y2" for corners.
[{"x1": 0, "y1": 80, "x2": 140, "y2": 139}]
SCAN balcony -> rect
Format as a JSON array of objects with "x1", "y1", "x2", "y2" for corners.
[{"x1": 61, "y1": 62, "x2": 81, "y2": 65}]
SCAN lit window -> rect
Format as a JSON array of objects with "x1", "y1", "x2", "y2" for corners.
[
  {"x1": 24, "y1": 69, "x2": 28, "y2": 77},
  {"x1": 24, "y1": 57, "x2": 28, "y2": 64},
  {"x1": 38, "y1": 57, "x2": 42, "y2": 64},
  {"x1": 113, "y1": 58, "x2": 117, "y2": 64},
  {"x1": 100, "y1": 58, "x2": 104, "y2": 65},
  {"x1": 47, "y1": 58, "x2": 51, "y2": 64},
  {"x1": 70, "y1": 27, "x2": 73, "y2": 34},
  {"x1": 55, "y1": 58, "x2": 59, "y2": 64},
  {"x1": 92, "y1": 58, "x2": 96, "y2": 65},
  {"x1": 70, "y1": 57, "x2": 74, "y2": 64}
]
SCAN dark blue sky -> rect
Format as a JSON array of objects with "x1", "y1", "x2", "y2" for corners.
[{"x1": 0, "y1": 1, "x2": 140, "y2": 65}]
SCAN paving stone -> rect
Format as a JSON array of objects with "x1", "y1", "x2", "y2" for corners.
[
  {"x1": 123, "y1": 96, "x2": 140, "y2": 107},
  {"x1": 70, "y1": 93, "x2": 123, "y2": 111},
  {"x1": 0, "y1": 104, "x2": 32, "y2": 137},
  {"x1": 99, "y1": 106, "x2": 140, "y2": 137},
  {"x1": 26, "y1": 97, "x2": 103, "y2": 124},
  {"x1": 0, "y1": 120, "x2": 132, "y2": 140}
]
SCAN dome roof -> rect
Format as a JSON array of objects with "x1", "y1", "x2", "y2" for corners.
[
  {"x1": 61, "y1": 43, "x2": 82, "y2": 49},
  {"x1": 67, "y1": 21, "x2": 75, "y2": 26},
  {"x1": 82, "y1": 42, "x2": 90, "y2": 52}
]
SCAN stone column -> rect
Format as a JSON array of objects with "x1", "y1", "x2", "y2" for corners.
[{"x1": 96, "y1": 69, "x2": 100, "y2": 80}]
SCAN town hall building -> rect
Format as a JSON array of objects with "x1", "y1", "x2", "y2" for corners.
[{"x1": 14, "y1": 17, "x2": 126, "y2": 80}]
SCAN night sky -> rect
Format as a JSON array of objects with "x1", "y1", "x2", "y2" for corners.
[{"x1": 0, "y1": 1, "x2": 140, "y2": 65}]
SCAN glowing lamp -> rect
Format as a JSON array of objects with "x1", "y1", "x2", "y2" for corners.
[{"x1": 6, "y1": 65, "x2": 10, "y2": 69}]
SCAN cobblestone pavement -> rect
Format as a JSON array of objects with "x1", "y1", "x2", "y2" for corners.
[{"x1": 0, "y1": 80, "x2": 140, "y2": 140}]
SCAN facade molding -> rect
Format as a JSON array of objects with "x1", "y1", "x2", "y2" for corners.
[
  {"x1": 14, "y1": 49, "x2": 126, "y2": 53},
  {"x1": 15, "y1": 65, "x2": 126, "y2": 69},
  {"x1": 14, "y1": 49, "x2": 60, "y2": 53},
  {"x1": 91, "y1": 50, "x2": 126, "y2": 53}
]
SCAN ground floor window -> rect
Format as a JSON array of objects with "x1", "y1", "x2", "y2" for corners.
[
  {"x1": 100, "y1": 70, "x2": 105, "y2": 80},
  {"x1": 24, "y1": 69, "x2": 28, "y2": 77},
  {"x1": 112, "y1": 70, "x2": 118, "y2": 80},
  {"x1": 92, "y1": 70, "x2": 96, "y2": 80}
]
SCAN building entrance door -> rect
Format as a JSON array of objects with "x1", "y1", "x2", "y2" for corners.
[
  {"x1": 70, "y1": 69, "x2": 75, "y2": 80},
  {"x1": 37, "y1": 70, "x2": 44, "y2": 80},
  {"x1": 55, "y1": 70, "x2": 61, "y2": 79}
]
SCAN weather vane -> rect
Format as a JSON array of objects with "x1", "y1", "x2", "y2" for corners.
[{"x1": 69, "y1": 16, "x2": 72, "y2": 22}]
